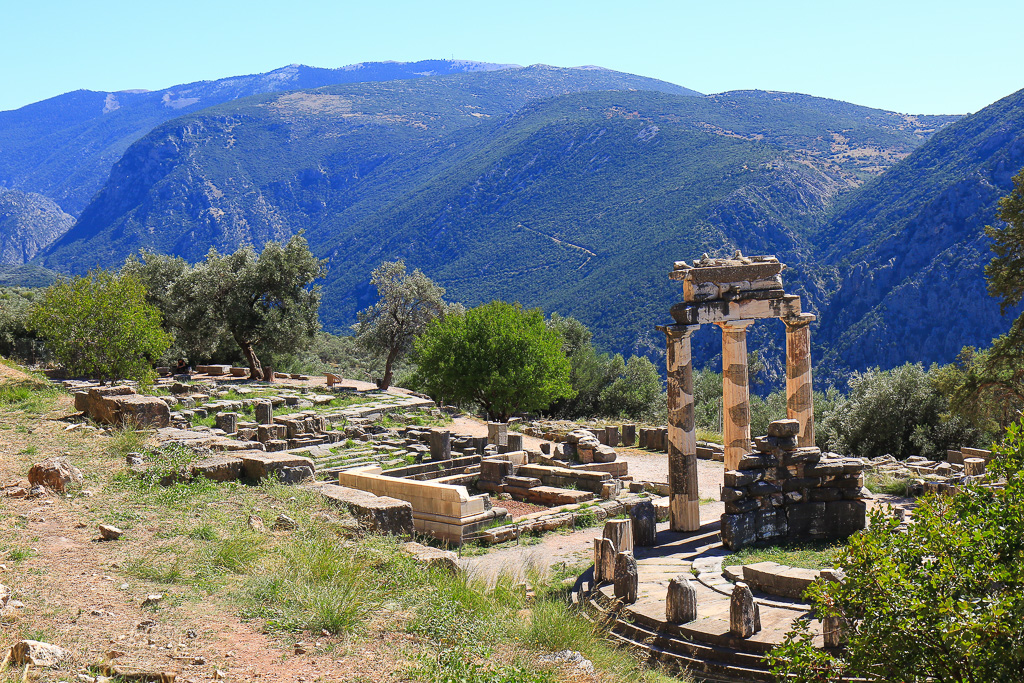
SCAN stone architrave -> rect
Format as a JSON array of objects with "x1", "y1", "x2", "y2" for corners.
[
  {"x1": 630, "y1": 499, "x2": 657, "y2": 547},
  {"x1": 784, "y1": 313, "x2": 816, "y2": 447},
  {"x1": 255, "y1": 400, "x2": 274, "y2": 426},
  {"x1": 603, "y1": 519, "x2": 633, "y2": 556},
  {"x1": 666, "y1": 575, "x2": 698, "y2": 623},
  {"x1": 718, "y1": 319, "x2": 754, "y2": 472},
  {"x1": 729, "y1": 581, "x2": 761, "y2": 638},
  {"x1": 662, "y1": 324, "x2": 701, "y2": 531},
  {"x1": 613, "y1": 551, "x2": 638, "y2": 603},
  {"x1": 593, "y1": 537, "x2": 616, "y2": 583}
]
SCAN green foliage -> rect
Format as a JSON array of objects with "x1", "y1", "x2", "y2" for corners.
[
  {"x1": 28, "y1": 269, "x2": 171, "y2": 386},
  {"x1": 769, "y1": 419, "x2": 1024, "y2": 682},
  {"x1": 412, "y1": 301, "x2": 574, "y2": 420},
  {"x1": 355, "y1": 259, "x2": 456, "y2": 389},
  {"x1": 985, "y1": 167, "x2": 1024, "y2": 313},
  {"x1": 727, "y1": 540, "x2": 844, "y2": 571},
  {"x1": 126, "y1": 235, "x2": 325, "y2": 377},
  {"x1": 0, "y1": 287, "x2": 46, "y2": 362},
  {"x1": 0, "y1": 379, "x2": 59, "y2": 415},
  {"x1": 817, "y1": 362, "x2": 984, "y2": 459},
  {"x1": 599, "y1": 355, "x2": 664, "y2": 421}
]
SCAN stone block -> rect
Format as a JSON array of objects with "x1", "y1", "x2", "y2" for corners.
[
  {"x1": 749, "y1": 480, "x2": 781, "y2": 496},
  {"x1": 755, "y1": 509, "x2": 787, "y2": 542},
  {"x1": 738, "y1": 453, "x2": 775, "y2": 470},
  {"x1": 721, "y1": 511, "x2": 757, "y2": 550},
  {"x1": 479, "y1": 458, "x2": 513, "y2": 483},
  {"x1": 621, "y1": 424, "x2": 636, "y2": 447},
  {"x1": 594, "y1": 537, "x2": 616, "y2": 583},
  {"x1": 312, "y1": 483, "x2": 414, "y2": 535},
  {"x1": 724, "y1": 469, "x2": 763, "y2": 487},
  {"x1": 614, "y1": 551, "x2": 638, "y2": 604},
  {"x1": 402, "y1": 541, "x2": 459, "y2": 574},
  {"x1": 630, "y1": 499, "x2": 657, "y2": 547},
  {"x1": 729, "y1": 582, "x2": 761, "y2": 638},
  {"x1": 594, "y1": 444, "x2": 617, "y2": 463},
  {"x1": 786, "y1": 502, "x2": 827, "y2": 539},
  {"x1": 721, "y1": 486, "x2": 746, "y2": 502},
  {"x1": 487, "y1": 422, "x2": 508, "y2": 447},
  {"x1": 724, "y1": 498, "x2": 759, "y2": 514},
  {"x1": 767, "y1": 419, "x2": 800, "y2": 438},
  {"x1": 823, "y1": 500, "x2": 866, "y2": 537},
  {"x1": 190, "y1": 455, "x2": 243, "y2": 482},
  {"x1": 603, "y1": 519, "x2": 633, "y2": 555},
  {"x1": 505, "y1": 433, "x2": 524, "y2": 451},
  {"x1": 240, "y1": 452, "x2": 316, "y2": 481},
  {"x1": 215, "y1": 412, "x2": 238, "y2": 434},
  {"x1": 782, "y1": 447, "x2": 821, "y2": 465},
  {"x1": 605, "y1": 425, "x2": 620, "y2": 447},
  {"x1": 666, "y1": 575, "x2": 698, "y2": 623},
  {"x1": 810, "y1": 487, "x2": 843, "y2": 502},
  {"x1": 783, "y1": 477, "x2": 822, "y2": 491}
]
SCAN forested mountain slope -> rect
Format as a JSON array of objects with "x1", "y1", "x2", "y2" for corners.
[{"x1": 37, "y1": 67, "x2": 956, "y2": 370}]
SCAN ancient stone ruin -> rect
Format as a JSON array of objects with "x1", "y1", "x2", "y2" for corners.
[{"x1": 655, "y1": 253, "x2": 816, "y2": 533}]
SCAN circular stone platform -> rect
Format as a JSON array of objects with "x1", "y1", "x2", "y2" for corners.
[{"x1": 571, "y1": 520, "x2": 826, "y2": 682}]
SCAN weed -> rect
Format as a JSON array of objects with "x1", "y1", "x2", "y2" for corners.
[
  {"x1": 5, "y1": 546, "x2": 35, "y2": 562},
  {"x1": 727, "y1": 540, "x2": 844, "y2": 570},
  {"x1": 0, "y1": 380, "x2": 59, "y2": 415},
  {"x1": 406, "y1": 647, "x2": 556, "y2": 683},
  {"x1": 864, "y1": 471, "x2": 915, "y2": 496},
  {"x1": 105, "y1": 424, "x2": 149, "y2": 460}
]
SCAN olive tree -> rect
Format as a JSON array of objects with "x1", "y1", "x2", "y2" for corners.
[
  {"x1": 29, "y1": 269, "x2": 171, "y2": 386},
  {"x1": 411, "y1": 301, "x2": 574, "y2": 420},
  {"x1": 171, "y1": 234, "x2": 325, "y2": 379},
  {"x1": 354, "y1": 260, "x2": 454, "y2": 390}
]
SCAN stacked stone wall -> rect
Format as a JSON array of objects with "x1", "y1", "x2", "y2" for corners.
[{"x1": 721, "y1": 420, "x2": 868, "y2": 550}]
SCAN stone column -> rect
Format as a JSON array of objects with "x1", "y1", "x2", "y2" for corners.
[
  {"x1": 784, "y1": 313, "x2": 816, "y2": 448},
  {"x1": 663, "y1": 324, "x2": 701, "y2": 532},
  {"x1": 718, "y1": 319, "x2": 755, "y2": 472}
]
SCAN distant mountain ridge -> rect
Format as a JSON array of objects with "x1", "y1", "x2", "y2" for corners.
[
  {"x1": 0, "y1": 189, "x2": 73, "y2": 266},
  {"x1": 2, "y1": 60, "x2": 648, "y2": 217},
  {"x1": 33, "y1": 66, "x2": 968, "y2": 375}
]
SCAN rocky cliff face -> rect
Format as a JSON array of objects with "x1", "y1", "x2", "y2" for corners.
[{"x1": 0, "y1": 189, "x2": 74, "y2": 265}]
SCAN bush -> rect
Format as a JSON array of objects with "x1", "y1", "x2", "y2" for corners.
[
  {"x1": 599, "y1": 355, "x2": 664, "y2": 420},
  {"x1": 29, "y1": 269, "x2": 171, "y2": 386}
]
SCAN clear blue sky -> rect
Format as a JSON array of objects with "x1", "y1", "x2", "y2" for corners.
[{"x1": 2, "y1": 0, "x2": 1022, "y2": 115}]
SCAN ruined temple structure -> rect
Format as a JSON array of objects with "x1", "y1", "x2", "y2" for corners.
[{"x1": 657, "y1": 252, "x2": 815, "y2": 533}]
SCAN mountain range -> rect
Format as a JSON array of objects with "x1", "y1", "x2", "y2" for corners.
[{"x1": 2, "y1": 59, "x2": 1022, "y2": 382}]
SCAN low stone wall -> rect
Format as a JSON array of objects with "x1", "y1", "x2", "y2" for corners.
[
  {"x1": 337, "y1": 465, "x2": 505, "y2": 544},
  {"x1": 75, "y1": 386, "x2": 170, "y2": 428},
  {"x1": 721, "y1": 420, "x2": 868, "y2": 551}
]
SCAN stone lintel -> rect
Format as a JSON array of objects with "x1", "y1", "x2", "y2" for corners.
[
  {"x1": 669, "y1": 261, "x2": 783, "y2": 284},
  {"x1": 670, "y1": 295, "x2": 802, "y2": 326},
  {"x1": 784, "y1": 312, "x2": 817, "y2": 327}
]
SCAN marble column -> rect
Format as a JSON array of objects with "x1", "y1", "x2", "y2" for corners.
[
  {"x1": 663, "y1": 324, "x2": 701, "y2": 532},
  {"x1": 717, "y1": 319, "x2": 755, "y2": 472},
  {"x1": 784, "y1": 313, "x2": 816, "y2": 448}
]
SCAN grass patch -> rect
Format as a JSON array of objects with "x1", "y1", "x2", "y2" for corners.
[
  {"x1": 696, "y1": 428, "x2": 722, "y2": 444},
  {"x1": 864, "y1": 470, "x2": 915, "y2": 496},
  {"x1": 727, "y1": 540, "x2": 844, "y2": 570},
  {"x1": 105, "y1": 424, "x2": 150, "y2": 460},
  {"x1": 0, "y1": 379, "x2": 59, "y2": 415}
]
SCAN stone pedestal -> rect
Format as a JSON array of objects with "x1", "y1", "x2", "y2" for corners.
[
  {"x1": 718, "y1": 320, "x2": 754, "y2": 472},
  {"x1": 666, "y1": 575, "x2": 698, "y2": 623},
  {"x1": 505, "y1": 433, "x2": 523, "y2": 452},
  {"x1": 613, "y1": 551, "x2": 638, "y2": 603},
  {"x1": 630, "y1": 499, "x2": 657, "y2": 547},
  {"x1": 255, "y1": 400, "x2": 274, "y2": 426},
  {"x1": 603, "y1": 519, "x2": 633, "y2": 556},
  {"x1": 621, "y1": 424, "x2": 636, "y2": 447},
  {"x1": 964, "y1": 457, "x2": 986, "y2": 476},
  {"x1": 215, "y1": 412, "x2": 238, "y2": 434},
  {"x1": 487, "y1": 422, "x2": 507, "y2": 447},
  {"x1": 593, "y1": 537, "x2": 616, "y2": 583},
  {"x1": 429, "y1": 429, "x2": 451, "y2": 461},
  {"x1": 663, "y1": 324, "x2": 701, "y2": 532},
  {"x1": 605, "y1": 425, "x2": 620, "y2": 447},
  {"x1": 785, "y1": 314, "x2": 816, "y2": 447},
  {"x1": 729, "y1": 581, "x2": 761, "y2": 638}
]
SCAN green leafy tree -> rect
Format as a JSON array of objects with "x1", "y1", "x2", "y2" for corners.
[
  {"x1": 599, "y1": 355, "x2": 664, "y2": 420},
  {"x1": 768, "y1": 419, "x2": 1024, "y2": 682},
  {"x1": 171, "y1": 234, "x2": 325, "y2": 379},
  {"x1": 28, "y1": 270, "x2": 171, "y2": 385},
  {"x1": 817, "y1": 363, "x2": 980, "y2": 459},
  {"x1": 546, "y1": 313, "x2": 625, "y2": 418},
  {"x1": 354, "y1": 260, "x2": 455, "y2": 390},
  {"x1": 411, "y1": 301, "x2": 574, "y2": 420}
]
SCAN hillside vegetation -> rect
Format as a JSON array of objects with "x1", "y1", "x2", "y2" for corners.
[{"x1": 35, "y1": 67, "x2": 962, "y2": 374}]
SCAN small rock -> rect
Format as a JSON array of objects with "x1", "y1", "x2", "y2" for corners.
[
  {"x1": 185, "y1": 629, "x2": 197, "y2": 639},
  {"x1": 99, "y1": 524, "x2": 124, "y2": 541},
  {"x1": 136, "y1": 619, "x2": 156, "y2": 631},
  {"x1": 0, "y1": 583, "x2": 10, "y2": 607},
  {"x1": 119, "y1": 583, "x2": 129, "y2": 590},
  {"x1": 213, "y1": 670, "x2": 226, "y2": 680},
  {"x1": 247, "y1": 515, "x2": 265, "y2": 533},
  {"x1": 27, "y1": 457, "x2": 83, "y2": 493},
  {"x1": 272, "y1": 514, "x2": 298, "y2": 531},
  {"x1": 8, "y1": 599, "x2": 24, "y2": 609},
  {"x1": 11, "y1": 640, "x2": 69, "y2": 667},
  {"x1": 141, "y1": 593, "x2": 163, "y2": 607},
  {"x1": 293, "y1": 643, "x2": 307, "y2": 655},
  {"x1": 105, "y1": 649, "x2": 127, "y2": 659}
]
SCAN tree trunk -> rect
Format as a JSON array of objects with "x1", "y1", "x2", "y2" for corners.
[
  {"x1": 380, "y1": 344, "x2": 401, "y2": 390},
  {"x1": 238, "y1": 339, "x2": 263, "y2": 380}
]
